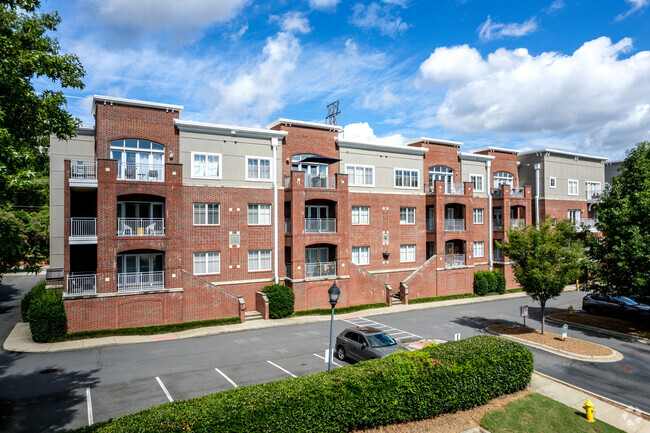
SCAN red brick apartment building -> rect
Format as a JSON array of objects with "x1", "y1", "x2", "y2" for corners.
[{"x1": 47, "y1": 96, "x2": 605, "y2": 332}]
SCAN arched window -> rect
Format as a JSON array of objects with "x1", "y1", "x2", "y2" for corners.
[
  {"x1": 111, "y1": 139, "x2": 165, "y2": 181},
  {"x1": 494, "y1": 171, "x2": 514, "y2": 188},
  {"x1": 429, "y1": 166, "x2": 453, "y2": 193}
]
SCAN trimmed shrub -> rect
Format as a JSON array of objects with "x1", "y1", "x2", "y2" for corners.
[
  {"x1": 473, "y1": 271, "x2": 490, "y2": 296},
  {"x1": 263, "y1": 283, "x2": 295, "y2": 319},
  {"x1": 72, "y1": 336, "x2": 533, "y2": 433},
  {"x1": 20, "y1": 280, "x2": 46, "y2": 322},
  {"x1": 495, "y1": 270, "x2": 507, "y2": 294},
  {"x1": 485, "y1": 271, "x2": 498, "y2": 294},
  {"x1": 28, "y1": 289, "x2": 67, "y2": 343}
]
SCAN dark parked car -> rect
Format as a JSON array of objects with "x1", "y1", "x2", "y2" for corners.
[
  {"x1": 335, "y1": 327, "x2": 406, "y2": 362},
  {"x1": 582, "y1": 294, "x2": 650, "y2": 321}
]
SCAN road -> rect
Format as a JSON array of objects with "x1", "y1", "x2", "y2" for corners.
[{"x1": 1, "y1": 275, "x2": 648, "y2": 432}]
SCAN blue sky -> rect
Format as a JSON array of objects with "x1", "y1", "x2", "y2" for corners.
[{"x1": 38, "y1": 0, "x2": 650, "y2": 159}]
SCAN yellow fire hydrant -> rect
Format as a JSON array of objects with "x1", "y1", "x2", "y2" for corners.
[{"x1": 583, "y1": 400, "x2": 596, "y2": 423}]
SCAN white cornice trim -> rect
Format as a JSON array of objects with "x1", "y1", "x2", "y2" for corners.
[
  {"x1": 404, "y1": 137, "x2": 463, "y2": 147},
  {"x1": 175, "y1": 119, "x2": 287, "y2": 139},
  {"x1": 472, "y1": 146, "x2": 519, "y2": 154},
  {"x1": 518, "y1": 148, "x2": 608, "y2": 161},
  {"x1": 459, "y1": 151, "x2": 494, "y2": 161},
  {"x1": 336, "y1": 138, "x2": 428, "y2": 155},
  {"x1": 267, "y1": 118, "x2": 342, "y2": 131},
  {"x1": 92, "y1": 95, "x2": 183, "y2": 116}
]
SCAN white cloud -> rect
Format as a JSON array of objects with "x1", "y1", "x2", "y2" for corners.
[
  {"x1": 382, "y1": 0, "x2": 409, "y2": 7},
  {"x1": 418, "y1": 37, "x2": 650, "y2": 153},
  {"x1": 342, "y1": 122, "x2": 407, "y2": 146},
  {"x1": 351, "y1": 2, "x2": 410, "y2": 38},
  {"x1": 231, "y1": 23, "x2": 249, "y2": 40},
  {"x1": 273, "y1": 11, "x2": 311, "y2": 34},
  {"x1": 362, "y1": 86, "x2": 400, "y2": 109},
  {"x1": 478, "y1": 15, "x2": 539, "y2": 41},
  {"x1": 615, "y1": 0, "x2": 649, "y2": 21},
  {"x1": 88, "y1": 0, "x2": 248, "y2": 41},
  {"x1": 309, "y1": 0, "x2": 339, "y2": 12},
  {"x1": 546, "y1": 0, "x2": 565, "y2": 13}
]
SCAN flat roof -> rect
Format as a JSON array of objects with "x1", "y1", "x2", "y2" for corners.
[
  {"x1": 92, "y1": 95, "x2": 184, "y2": 116},
  {"x1": 472, "y1": 146, "x2": 519, "y2": 154},
  {"x1": 336, "y1": 138, "x2": 428, "y2": 156},
  {"x1": 174, "y1": 119, "x2": 287, "y2": 139},
  {"x1": 404, "y1": 137, "x2": 463, "y2": 147},
  {"x1": 518, "y1": 148, "x2": 608, "y2": 161},
  {"x1": 267, "y1": 118, "x2": 343, "y2": 131}
]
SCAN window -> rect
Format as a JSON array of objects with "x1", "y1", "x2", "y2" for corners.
[
  {"x1": 400, "y1": 207, "x2": 415, "y2": 224},
  {"x1": 470, "y1": 174, "x2": 484, "y2": 192},
  {"x1": 568, "y1": 209, "x2": 581, "y2": 224},
  {"x1": 248, "y1": 250, "x2": 271, "y2": 271},
  {"x1": 494, "y1": 171, "x2": 514, "y2": 188},
  {"x1": 352, "y1": 206, "x2": 370, "y2": 225},
  {"x1": 586, "y1": 181, "x2": 601, "y2": 199},
  {"x1": 568, "y1": 179, "x2": 578, "y2": 196},
  {"x1": 473, "y1": 208, "x2": 484, "y2": 224},
  {"x1": 110, "y1": 139, "x2": 164, "y2": 181},
  {"x1": 395, "y1": 169, "x2": 419, "y2": 188},
  {"x1": 473, "y1": 242, "x2": 485, "y2": 258},
  {"x1": 192, "y1": 152, "x2": 221, "y2": 179},
  {"x1": 193, "y1": 203, "x2": 220, "y2": 225},
  {"x1": 550, "y1": 177, "x2": 557, "y2": 188},
  {"x1": 246, "y1": 157, "x2": 271, "y2": 181},
  {"x1": 193, "y1": 252, "x2": 220, "y2": 275},
  {"x1": 346, "y1": 164, "x2": 374, "y2": 187},
  {"x1": 400, "y1": 244, "x2": 416, "y2": 263},
  {"x1": 429, "y1": 166, "x2": 454, "y2": 193},
  {"x1": 351, "y1": 246, "x2": 370, "y2": 265},
  {"x1": 248, "y1": 204, "x2": 271, "y2": 225}
]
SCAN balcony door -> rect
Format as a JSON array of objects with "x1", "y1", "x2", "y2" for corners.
[
  {"x1": 117, "y1": 253, "x2": 163, "y2": 274},
  {"x1": 306, "y1": 205, "x2": 329, "y2": 219},
  {"x1": 118, "y1": 202, "x2": 163, "y2": 219},
  {"x1": 493, "y1": 208, "x2": 503, "y2": 227},
  {"x1": 306, "y1": 247, "x2": 329, "y2": 263}
]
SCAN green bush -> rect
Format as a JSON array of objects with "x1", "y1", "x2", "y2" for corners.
[
  {"x1": 73, "y1": 336, "x2": 533, "y2": 433},
  {"x1": 495, "y1": 270, "x2": 506, "y2": 294},
  {"x1": 28, "y1": 289, "x2": 67, "y2": 343},
  {"x1": 20, "y1": 280, "x2": 46, "y2": 321},
  {"x1": 293, "y1": 303, "x2": 388, "y2": 317},
  {"x1": 473, "y1": 271, "x2": 490, "y2": 296},
  {"x1": 474, "y1": 270, "x2": 507, "y2": 296},
  {"x1": 263, "y1": 283, "x2": 295, "y2": 319}
]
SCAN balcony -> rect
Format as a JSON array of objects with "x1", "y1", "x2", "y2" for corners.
[
  {"x1": 494, "y1": 250, "x2": 504, "y2": 262},
  {"x1": 70, "y1": 217, "x2": 97, "y2": 244},
  {"x1": 446, "y1": 183, "x2": 464, "y2": 195},
  {"x1": 305, "y1": 261, "x2": 337, "y2": 279},
  {"x1": 69, "y1": 160, "x2": 97, "y2": 188},
  {"x1": 285, "y1": 263, "x2": 292, "y2": 279},
  {"x1": 117, "y1": 218, "x2": 165, "y2": 236},
  {"x1": 117, "y1": 271, "x2": 165, "y2": 292},
  {"x1": 510, "y1": 219, "x2": 526, "y2": 229},
  {"x1": 445, "y1": 254, "x2": 465, "y2": 267},
  {"x1": 305, "y1": 174, "x2": 336, "y2": 189},
  {"x1": 426, "y1": 219, "x2": 435, "y2": 232},
  {"x1": 587, "y1": 191, "x2": 601, "y2": 201},
  {"x1": 66, "y1": 274, "x2": 96, "y2": 295},
  {"x1": 444, "y1": 218, "x2": 465, "y2": 232},
  {"x1": 305, "y1": 218, "x2": 336, "y2": 233},
  {"x1": 285, "y1": 219, "x2": 291, "y2": 233},
  {"x1": 578, "y1": 218, "x2": 598, "y2": 231},
  {"x1": 511, "y1": 187, "x2": 525, "y2": 198},
  {"x1": 494, "y1": 221, "x2": 503, "y2": 230},
  {"x1": 117, "y1": 162, "x2": 164, "y2": 182}
]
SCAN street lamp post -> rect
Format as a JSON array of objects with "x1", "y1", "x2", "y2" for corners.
[{"x1": 327, "y1": 282, "x2": 340, "y2": 372}]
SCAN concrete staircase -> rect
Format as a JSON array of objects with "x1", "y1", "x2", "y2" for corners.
[
  {"x1": 392, "y1": 294, "x2": 403, "y2": 306},
  {"x1": 244, "y1": 311, "x2": 264, "y2": 322}
]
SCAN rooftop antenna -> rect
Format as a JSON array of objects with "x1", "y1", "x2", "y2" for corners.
[{"x1": 326, "y1": 100, "x2": 340, "y2": 126}]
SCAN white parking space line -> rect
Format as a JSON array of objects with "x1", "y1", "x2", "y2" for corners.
[
  {"x1": 155, "y1": 376, "x2": 174, "y2": 402},
  {"x1": 86, "y1": 388, "x2": 93, "y2": 426},
  {"x1": 267, "y1": 360, "x2": 297, "y2": 378},
  {"x1": 215, "y1": 368, "x2": 238, "y2": 388},
  {"x1": 314, "y1": 353, "x2": 342, "y2": 367},
  {"x1": 341, "y1": 317, "x2": 423, "y2": 341}
]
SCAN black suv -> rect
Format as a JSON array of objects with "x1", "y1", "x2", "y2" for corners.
[
  {"x1": 335, "y1": 327, "x2": 406, "y2": 362},
  {"x1": 582, "y1": 294, "x2": 650, "y2": 321}
]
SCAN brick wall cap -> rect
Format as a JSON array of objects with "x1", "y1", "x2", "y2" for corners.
[
  {"x1": 404, "y1": 137, "x2": 462, "y2": 147},
  {"x1": 92, "y1": 95, "x2": 183, "y2": 116},
  {"x1": 337, "y1": 137, "x2": 428, "y2": 155},
  {"x1": 175, "y1": 119, "x2": 287, "y2": 139},
  {"x1": 267, "y1": 118, "x2": 342, "y2": 131}
]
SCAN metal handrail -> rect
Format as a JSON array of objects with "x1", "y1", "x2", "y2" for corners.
[
  {"x1": 305, "y1": 218, "x2": 336, "y2": 233},
  {"x1": 71, "y1": 217, "x2": 96, "y2": 236},
  {"x1": 117, "y1": 271, "x2": 164, "y2": 292},
  {"x1": 444, "y1": 218, "x2": 465, "y2": 232},
  {"x1": 305, "y1": 175, "x2": 336, "y2": 189},
  {"x1": 511, "y1": 187, "x2": 525, "y2": 198},
  {"x1": 117, "y1": 162, "x2": 164, "y2": 182},
  {"x1": 305, "y1": 261, "x2": 336, "y2": 278},
  {"x1": 67, "y1": 274, "x2": 96, "y2": 295},
  {"x1": 446, "y1": 183, "x2": 464, "y2": 195},
  {"x1": 445, "y1": 254, "x2": 465, "y2": 267},
  {"x1": 117, "y1": 218, "x2": 165, "y2": 236},
  {"x1": 510, "y1": 219, "x2": 526, "y2": 229},
  {"x1": 70, "y1": 161, "x2": 97, "y2": 179}
]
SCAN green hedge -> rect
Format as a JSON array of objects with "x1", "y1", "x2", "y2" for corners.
[
  {"x1": 293, "y1": 302, "x2": 388, "y2": 317},
  {"x1": 20, "y1": 280, "x2": 46, "y2": 321},
  {"x1": 74, "y1": 336, "x2": 533, "y2": 433},
  {"x1": 409, "y1": 293, "x2": 478, "y2": 304},
  {"x1": 474, "y1": 270, "x2": 506, "y2": 296},
  {"x1": 263, "y1": 283, "x2": 295, "y2": 319},
  {"x1": 28, "y1": 289, "x2": 67, "y2": 343},
  {"x1": 495, "y1": 270, "x2": 506, "y2": 294}
]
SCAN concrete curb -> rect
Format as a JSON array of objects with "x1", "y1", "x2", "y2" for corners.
[
  {"x1": 485, "y1": 328, "x2": 623, "y2": 362},
  {"x1": 546, "y1": 315, "x2": 650, "y2": 345}
]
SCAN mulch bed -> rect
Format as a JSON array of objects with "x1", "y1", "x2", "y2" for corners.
[{"x1": 549, "y1": 312, "x2": 650, "y2": 339}]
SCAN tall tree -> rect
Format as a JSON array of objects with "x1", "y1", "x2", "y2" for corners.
[
  {"x1": 499, "y1": 219, "x2": 584, "y2": 334},
  {"x1": 0, "y1": 0, "x2": 85, "y2": 207},
  {"x1": 586, "y1": 142, "x2": 650, "y2": 297}
]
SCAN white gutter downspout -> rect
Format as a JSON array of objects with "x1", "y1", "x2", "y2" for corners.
[
  {"x1": 534, "y1": 163, "x2": 540, "y2": 229},
  {"x1": 271, "y1": 137, "x2": 279, "y2": 284},
  {"x1": 487, "y1": 160, "x2": 493, "y2": 271}
]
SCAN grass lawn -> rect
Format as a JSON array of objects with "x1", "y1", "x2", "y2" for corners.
[{"x1": 481, "y1": 393, "x2": 625, "y2": 433}]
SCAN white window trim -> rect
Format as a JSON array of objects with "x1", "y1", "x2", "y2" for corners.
[
  {"x1": 248, "y1": 249, "x2": 272, "y2": 272},
  {"x1": 193, "y1": 251, "x2": 220, "y2": 275},
  {"x1": 245, "y1": 156, "x2": 273, "y2": 182},
  {"x1": 568, "y1": 179, "x2": 579, "y2": 196},
  {"x1": 193, "y1": 203, "x2": 220, "y2": 226},
  {"x1": 351, "y1": 206, "x2": 370, "y2": 225},
  {"x1": 191, "y1": 151, "x2": 222, "y2": 180},
  {"x1": 394, "y1": 168, "x2": 420, "y2": 189},
  {"x1": 351, "y1": 246, "x2": 370, "y2": 265},
  {"x1": 400, "y1": 244, "x2": 416, "y2": 263},
  {"x1": 400, "y1": 207, "x2": 416, "y2": 225},
  {"x1": 469, "y1": 174, "x2": 484, "y2": 192},
  {"x1": 345, "y1": 164, "x2": 375, "y2": 187},
  {"x1": 549, "y1": 177, "x2": 557, "y2": 188},
  {"x1": 248, "y1": 204, "x2": 272, "y2": 226},
  {"x1": 473, "y1": 242, "x2": 485, "y2": 258},
  {"x1": 473, "y1": 208, "x2": 484, "y2": 224}
]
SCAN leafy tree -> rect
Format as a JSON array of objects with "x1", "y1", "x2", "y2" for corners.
[
  {"x1": 586, "y1": 142, "x2": 650, "y2": 298},
  {"x1": 498, "y1": 219, "x2": 584, "y2": 334}
]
